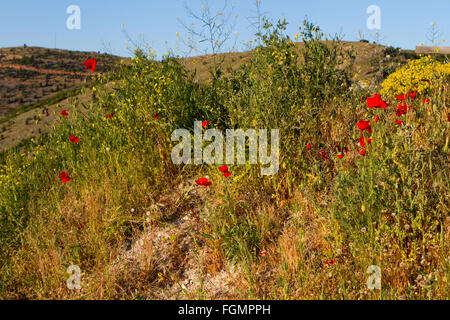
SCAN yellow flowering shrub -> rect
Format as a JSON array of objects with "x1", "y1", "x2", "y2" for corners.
[{"x1": 381, "y1": 55, "x2": 450, "y2": 96}]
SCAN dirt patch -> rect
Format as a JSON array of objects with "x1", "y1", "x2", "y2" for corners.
[{"x1": 110, "y1": 182, "x2": 243, "y2": 299}]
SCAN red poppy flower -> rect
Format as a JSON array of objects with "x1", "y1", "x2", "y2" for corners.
[
  {"x1": 366, "y1": 93, "x2": 388, "y2": 109},
  {"x1": 59, "y1": 172, "x2": 71, "y2": 183},
  {"x1": 219, "y1": 165, "x2": 229, "y2": 173},
  {"x1": 106, "y1": 113, "x2": 114, "y2": 119},
  {"x1": 84, "y1": 58, "x2": 97, "y2": 72},
  {"x1": 78, "y1": 223, "x2": 83, "y2": 229},
  {"x1": 60, "y1": 110, "x2": 69, "y2": 117},
  {"x1": 307, "y1": 143, "x2": 311, "y2": 150},
  {"x1": 360, "y1": 149, "x2": 366, "y2": 156},
  {"x1": 375, "y1": 115, "x2": 379, "y2": 123},
  {"x1": 153, "y1": 113, "x2": 159, "y2": 119},
  {"x1": 396, "y1": 93, "x2": 406, "y2": 101},
  {"x1": 356, "y1": 121, "x2": 372, "y2": 133},
  {"x1": 338, "y1": 154, "x2": 344, "y2": 159},
  {"x1": 220, "y1": 165, "x2": 232, "y2": 178},
  {"x1": 259, "y1": 250, "x2": 267, "y2": 256},
  {"x1": 360, "y1": 137, "x2": 372, "y2": 148},
  {"x1": 318, "y1": 150, "x2": 328, "y2": 160},
  {"x1": 202, "y1": 120, "x2": 210, "y2": 128},
  {"x1": 395, "y1": 120, "x2": 404, "y2": 126},
  {"x1": 324, "y1": 259, "x2": 336, "y2": 265},
  {"x1": 359, "y1": 137, "x2": 366, "y2": 148},
  {"x1": 423, "y1": 98, "x2": 430, "y2": 104},
  {"x1": 195, "y1": 177, "x2": 212, "y2": 186},
  {"x1": 398, "y1": 91, "x2": 417, "y2": 100},
  {"x1": 408, "y1": 91, "x2": 417, "y2": 99},
  {"x1": 69, "y1": 135, "x2": 79, "y2": 144},
  {"x1": 396, "y1": 102, "x2": 408, "y2": 117}
]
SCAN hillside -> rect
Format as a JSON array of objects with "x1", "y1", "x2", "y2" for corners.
[
  {"x1": 0, "y1": 46, "x2": 124, "y2": 118},
  {"x1": 0, "y1": 24, "x2": 448, "y2": 300},
  {"x1": 0, "y1": 47, "x2": 125, "y2": 151},
  {"x1": 0, "y1": 42, "x2": 419, "y2": 152},
  {"x1": 183, "y1": 41, "x2": 418, "y2": 83}
]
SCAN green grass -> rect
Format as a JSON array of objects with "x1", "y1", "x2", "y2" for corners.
[
  {"x1": 0, "y1": 88, "x2": 81, "y2": 126},
  {"x1": 0, "y1": 19, "x2": 448, "y2": 300}
]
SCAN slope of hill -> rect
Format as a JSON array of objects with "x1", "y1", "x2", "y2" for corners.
[
  {"x1": 0, "y1": 46, "x2": 124, "y2": 118},
  {"x1": 183, "y1": 42, "x2": 419, "y2": 84},
  {"x1": 0, "y1": 32, "x2": 448, "y2": 300}
]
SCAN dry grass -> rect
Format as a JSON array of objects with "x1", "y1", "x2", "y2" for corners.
[{"x1": 0, "y1": 35, "x2": 447, "y2": 300}]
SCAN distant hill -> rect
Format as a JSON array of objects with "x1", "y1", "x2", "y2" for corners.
[
  {"x1": 183, "y1": 41, "x2": 419, "y2": 84},
  {"x1": 0, "y1": 46, "x2": 125, "y2": 118}
]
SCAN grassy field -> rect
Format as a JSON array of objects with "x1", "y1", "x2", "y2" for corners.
[{"x1": 0, "y1": 20, "x2": 448, "y2": 300}]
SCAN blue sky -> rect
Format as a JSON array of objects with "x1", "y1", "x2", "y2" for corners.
[{"x1": 0, "y1": 0, "x2": 449, "y2": 58}]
